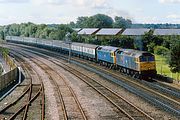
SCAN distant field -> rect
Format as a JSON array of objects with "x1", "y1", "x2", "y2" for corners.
[{"x1": 155, "y1": 55, "x2": 179, "y2": 81}]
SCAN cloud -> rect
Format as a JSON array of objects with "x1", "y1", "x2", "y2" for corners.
[
  {"x1": 159, "y1": 0, "x2": 180, "y2": 3},
  {"x1": 167, "y1": 14, "x2": 180, "y2": 19},
  {"x1": 0, "y1": 0, "x2": 28, "y2": 3},
  {"x1": 70, "y1": 0, "x2": 105, "y2": 6},
  {"x1": 166, "y1": 14, "x2": 180, "y2": 23},
  {"x1": 106, "y1": 9, "x2": 133, "y2": 20},
  {"x1": 133, "y1": 16, "x2": 163, "y2": 24},
  {"x1": 30, "y1": 0, "x2": 66, "y2": 5},
  {"x1": 0, "y1": 15, "x2": 75, "y2": 25},
  {"x1": 30, "y1": 0, "x2": 110, "y2": 8},
  {"x1": 91, "y1": 0, "x2": 110, "y2": 9}
]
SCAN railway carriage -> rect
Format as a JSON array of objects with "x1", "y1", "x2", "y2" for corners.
[
  {"x1": 82, "y1": 44, "x2": 99, "y2": 61},
  {"x1": 71, "y1": 43, "x2": 83, "y2": 56},
  {"x1": 42, "y1": 39, "x2": 53, "y2": 50},
  {"x1": 61, "y1": 42, "x2": 70, "y2": 54},
  {"x1": 6, "y1": 36, "x2": 23, "y2": 43},
  {"x1": 52, "y1": 40, "x2": 63, "y2": 51},
  {"x1": 36, "y1": 38, "x2": 44, "y2": 47},
  {"x1": 43, "y1": 40, "x2": 52, "y2": 46},
  {"x1": 23, "y1": 37, "x2": 36, "y2": 45}
]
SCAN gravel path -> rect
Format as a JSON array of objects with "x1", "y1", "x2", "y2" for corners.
[{"x1": 27, "y1": 59, "x2": 60, "y2": 120}]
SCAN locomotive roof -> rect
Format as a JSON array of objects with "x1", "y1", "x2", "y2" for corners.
[
  {"x1": 99, "y1": 46, "x2": 119, "y2": 51},
  {"x1": 83, "y1": 43, "x2": 99, "y2": 49},
  {"x1": 72, "y1": 42, "x2": 84, "y2": 46},
  {"x1": 119, "y1": 49, "x2": 153, "y2": 57},
  {"x1": 72, "y1": 42, "x2": 99, "y2": 49},
  {"x1": 52, "y1": 40, "x2": 63, "y2": 43}
]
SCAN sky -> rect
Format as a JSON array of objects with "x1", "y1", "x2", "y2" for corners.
[{"x1": 0, "y1": 0, "x2": 180, "y2": 25}]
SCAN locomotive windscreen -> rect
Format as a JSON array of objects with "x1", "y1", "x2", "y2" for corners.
[{"x1": 140, "y1": 53, "x2": 155, "y2": 62}]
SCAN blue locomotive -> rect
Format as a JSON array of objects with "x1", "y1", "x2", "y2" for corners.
[{"x1": 6, "y1": 36, "x2": 157, "y2": 79}]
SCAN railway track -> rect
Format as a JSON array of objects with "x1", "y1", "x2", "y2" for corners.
[
  {"x1": 0, "y1": 52, "x2": 45, "y2": 120},
  {"x1": 51, "y1": 59, "x2": 154, "y2": 120},
  {"x1": 16, "y1": 46, "x2": 155, "y2": 120},
  {"x1": 71, "y1": 57, "x2": 180, "y2": 117},
  {"x1": 16, "y1": 51, "x2": 87, "y2": 120},
  {"x1": 6, "y1": 43, "x2": 180, "y2": 117}
]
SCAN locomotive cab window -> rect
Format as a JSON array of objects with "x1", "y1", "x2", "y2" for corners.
[
  {"x1": 148, "y1": 56, "x2": 155, "y2": 61},
  {"x1": 117, "y1": 51, "x2": 122, "y2": 54},
  {"x1": 98, "y1": 47, "x2": 102, "y2": 50},
  {"x1": 140, "y1": 56, "x2": 148, "y2": 62},
  {"x1": 140, "y1": 56, "x2": 155, "y2": 62}
]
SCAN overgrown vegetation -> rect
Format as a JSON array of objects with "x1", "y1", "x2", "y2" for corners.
[
  {"x1": 156, "y1": 55, "x2": 180, "y2": 81},
  {"x1": 169, "y1": 40, "x2": 180, "y2": 80}
]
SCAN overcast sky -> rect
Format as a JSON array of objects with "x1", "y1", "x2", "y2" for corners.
[{"x1": 0, "y1": 0, "x2": 180, "y2": 25}]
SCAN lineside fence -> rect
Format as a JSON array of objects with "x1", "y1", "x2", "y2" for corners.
[{"x1": 0, "y1": 46, "x2": 21, "y2": 100}]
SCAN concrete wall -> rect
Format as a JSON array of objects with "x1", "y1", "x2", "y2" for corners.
[{"x1": 0, "y1": 48, "x2": 21, "y2": 100}]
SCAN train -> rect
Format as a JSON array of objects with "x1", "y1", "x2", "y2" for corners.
[{"x1": 5, "y1": 36, "x2": 157, "y2": 80}]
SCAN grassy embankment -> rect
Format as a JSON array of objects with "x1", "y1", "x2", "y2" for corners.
[{"x1": 155, "y1": 55, "x2": 179, "y2": 81}]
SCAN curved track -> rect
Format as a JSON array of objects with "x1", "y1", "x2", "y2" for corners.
[
  {"x1": 0, "y1": 52, "x2": 45, "y2": 120},
  {"x1": 15, "y1": 50, "x2": 88, "y2": 120}
]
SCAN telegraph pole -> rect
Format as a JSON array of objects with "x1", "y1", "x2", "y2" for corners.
[{"x1": 65, "y1": 32, "x2": 72, "y2": 63}]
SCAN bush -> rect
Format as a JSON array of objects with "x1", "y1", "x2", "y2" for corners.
[{"x1": 154, "y1": 46, "x2": 170, "y2": 56}]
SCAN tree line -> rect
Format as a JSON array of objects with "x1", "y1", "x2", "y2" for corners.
[
  {"x1": 70, "y1": 14, "x2": 132, "y2": 28},
  {"x1": 0, "y1": 22, "x2": 73, "y2": 40},
  {"x1": 0, "y1": 14, "x2": 132, "y2": 40}
]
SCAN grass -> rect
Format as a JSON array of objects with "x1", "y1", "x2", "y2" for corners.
[{"x1": 155, "y1": 55, "x2": 179, "y2": 81}]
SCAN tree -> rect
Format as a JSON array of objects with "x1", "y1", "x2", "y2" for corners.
[
  {"x1": 113, "y1": 16, "x2": 132, "y2": 28},
  {"x1": 142, "y1": 31, "x2": 154, "y2": 51},
  {"x1": 88, "y1": 14, "x2": 113, "y2": 28},
  {"x1": 75, "y1": 14, "x2": 113, "y2": 28},
  {"x1": 141, "y1": 31, "x2": 164, "y2": 52},
  {"x1": 69, "y1": 22, "x2": 76, "y2": 28},
  {"x1": 119, "y1": 36, "x2": 134, "y2": 49},
  {"x1": 0, "y1": 27, "x2": 4, "y2": 40},
  {"x1": 154, "y1": 46, "x2": 170, "y2": 56},
  {"x1": 169, "y1": 40, "x2": 180, "y2": 80},
  {"x1": 76, "y1": 17, "x2": 89, "y2": 28}
]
